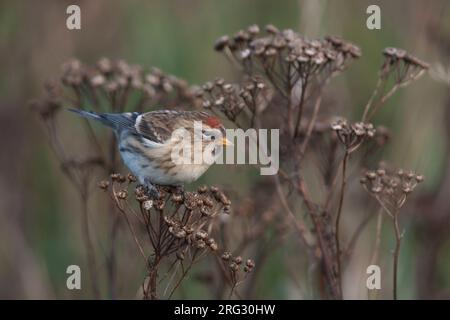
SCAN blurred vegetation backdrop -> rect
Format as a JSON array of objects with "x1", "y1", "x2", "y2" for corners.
[{"x1": 1, "y1": 0, "x2": 450, "y2": 299}]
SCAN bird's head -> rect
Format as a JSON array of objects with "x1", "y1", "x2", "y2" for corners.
[
  {"x1": 197, "y1": 115, "x2": 232, "y2": 148},
  {"x1": 167, "y1": 112, "x2": 232, "y2": 166}
]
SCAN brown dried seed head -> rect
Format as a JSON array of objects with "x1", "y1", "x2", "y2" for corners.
[
  {"x1": 371, "y1": 185, "x2": 383, "y2": 194},
  {"x1": 164, "y1": 216, "x2": 175, "y2": 226},
  {"x1": 200, "y1": 207, "x2": 211, "y2": 217},
  {"x1": 98, "y1": 180, "x2": 109, "y2": 190},
  {"x1": 247, "y1": 24, "x2": 260, "y2": 35},
  {"x1": 116, "y1": 190, "x2": 128, "y2": 199},
  {"x1": 171, "y1": 194, "x2": 183, "y2": 203},
  {"x1": 171, "y1": 227, "x2": 187, "y2": 239},
  {"x1": 233, "y1": 30, "x2": 249, "y2": 43},
  {"x1": 265, "y1": 48, "x2": 277, "y2": 56},
  {"x1": 265, "y1": 24, "x2": 279, "y2": 34},
  {"x1": 366, "y1": 171, "x2": 377, "y2": 180},
  {"x1": 215, "y1": 78, "x2": 225, "y2": 86},
  {"x1": 246, "y1": 259, "x2": 255, "y2": 268},
  {"x1": 203, "y1": 82, "x2": 213, "y2": 91},
  {"x1": 221, "y1": 252, "x2": 232, "y2": 261},
  {"x1": 110, "y1": 173, "x2": 120, "y2": 181},
  {"x1": 383, "y1": 47, "x2": 398, "y2": 58},
  {"x1": 233, "y1": 256, "x2": 243, "y2": 265},
  {"x1": 214, "y1": 35, "x2": 230, "y2": 51},
  {"x1": 415, "y1": 175, "x2": 424, "y2": 183},
  {"x1": 97, "y1": 57, "x2": 112, "y2": 73},
  {"x1": 183, "y1": 226, "x2": 194, "y2": 234},
  {"x1": 202, "y1": 196, "x2": 214, "y2": 208},
  {"x1": 90, "y1": 74, "x2": 105, "y2": 86},
  {"x1": 326, "y1": 35, "x2": 343, "y2": 46},
  {"x1": 229, "y1": 262, "x2": 239, "y2": 272},
  {"x1": 142, "y1": 200, "x2": 153, "y2": 211},
  {"x1": 195, "y1": 240, "x2": 206, "y2": 249},
  {"x1": 223, "y1": 205, "x2": 231, "y2": 214},
  {"x1": 127, "y1": 174, "x2": 137, "y2": 182},
  {"x1": 195, "y1": 230, "x2": 208, "y2": 240},
  {"x1": 352, "y1": 122, "x2": 366, "y2": 136},
  {"x1": 402, "y1": 186, "x2": 413, "y2": 194}
]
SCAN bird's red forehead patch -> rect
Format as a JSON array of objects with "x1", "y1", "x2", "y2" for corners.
[{"x1": 204, "y1": 116, "x2": 221, "y2": 128}]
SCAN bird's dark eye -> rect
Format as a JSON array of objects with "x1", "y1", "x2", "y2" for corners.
[{"x1": 211, "y1": 135, "x2": 215, "y2": 140}]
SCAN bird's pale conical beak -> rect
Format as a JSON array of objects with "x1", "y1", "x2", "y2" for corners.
[{"x1": 221, "y1": 137, "x2": 233, "y2": 146}]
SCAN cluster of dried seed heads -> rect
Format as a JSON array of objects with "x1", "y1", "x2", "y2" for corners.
[
  {"x1": 381, "y1": 47, "x2": 429, "y2": 81},
  {"x1": 360, "y1": 167, "x2": 424, "y2": 216},
  {"x1": 214, "y1": 24, "x2": 361, "y2": 88},
  {"x1": 331, "y1": 118, "x2": 375, "y2": 153},
  {"x1": 196, "y1": 77, "x2": 270, "y2": 122},
  {"x1": 221, "y1": 251, "x2": 255, "y2": 274}
]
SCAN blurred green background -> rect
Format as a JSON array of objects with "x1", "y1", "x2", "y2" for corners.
[{"x1": 1, "y1": 0, "x2": 449, "y2": 299}]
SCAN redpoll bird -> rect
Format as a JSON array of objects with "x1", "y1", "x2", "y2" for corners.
[{"x1": 69, "y1": 109, "x2": 231, "y2": 196}]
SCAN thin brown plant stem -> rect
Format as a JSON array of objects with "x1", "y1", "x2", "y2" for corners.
[
  {"x1": 80, "y1": 191, "x2": 100, "y2": 299},
  {"x1": 324, "y1": 158, "x2": 344, "y2": 212},
  {"x1": 335, "y1": 150, "x2": 349, "y2": 296},
  {"x1": 294, "y1": 77, "x2": 308, "y2": 138},
  {"x1": 370, "y1": 208, "x2": 384, "y2": 266},
  {"x1": 144, "y1": 255, "x2": 161, "y2": 300},
  {"x1": 365, "y1": 68, "x2": 425, "y2": 121},
  {"x1": 273, "y1": 175, "x2": 310, "y2": 249},
  {"x1": 278, "y1": 168, "x2": 338, "y2": 298},
  {"x1": 107, "y1": 213, "x2": 120, "y2": 299},
  {"x1": 168, "y1": 250, "x2": 199, "y2": 299},
  {"x1": 286, "y1": 85, "x2": 295, "y2": 136},
  {"x1": 366, "y1": 83, "x2": 400, "y2": 121},
  {"x1": 228, "y1": 275, "x2": 237, "y2": 300},
  {"x1": 343, "y1": 210, "x2": 374, "y2": 260},
  {"x1": 296, "y1": 177, "x2": 340, "y2": 299},
  {"x1": 367, "y1": 209, "x2": 383, "y2": 300},
  {"x1": 110, "y1": 186, "x2": 146, "y2": 261},
  {"x1": 392, "y1": 212, "x2": 402, "y2": 300},
  {"x1": 299, "y1": 95, "x2": 322, "y2": 161},
  {"x1": 362, "y1": 77, "x2": 384, "y2": 122}
]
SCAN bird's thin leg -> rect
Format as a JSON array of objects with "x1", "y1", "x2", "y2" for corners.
[
  {"x1": 143, "y1": 178, "x2": 161, "y2": 199},
  {"x1": 174, "y1": 185, "x2": 185, "y2": 194}
]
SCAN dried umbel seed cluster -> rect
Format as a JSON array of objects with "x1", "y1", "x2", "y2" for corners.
[
  {"x1": 331, "y1": 118, "x2": 375, "y2": 153},
  {"x1": 30, "y1": 82, "x2": 62, "y2": 120},
  {"x1": 214, "y1": 25, "x2": 361, "y2": 92},
  {"x1": 100, "y1": 173, "x2": 234, "y2": 258},
  {"x1": 195, "y1": 77, "x2": 270, "y2": 122},
  {"x1": 360, "y1": 167, "x2": 424, "y2": 216},
  {"x1": 60, "y1": 58, "x2": 197, "y2": 112},
  {"x1": 221, "y1": 251, "x2": 255, "y2": 274},
  {"x1": 105, "y1": 176, "x2": 231, "y2": 216},
  {"x1": 100, "y1": 174, "x2": 253, "y2": 297},
  {"x1": 164, "y1": 218, "x2": 219, "y2": 253},
  {"x1": 382, "y1": 47, "x2": 429, "y2": 80}
]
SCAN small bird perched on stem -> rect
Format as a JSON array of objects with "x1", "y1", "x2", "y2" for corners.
[{"x1": 69, "y1": 109, "x2": 231, "y2": 197}]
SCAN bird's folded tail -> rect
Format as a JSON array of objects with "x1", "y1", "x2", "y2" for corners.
[{"x1": 68, "y1": 108, "x2": 135, "y2": 131}]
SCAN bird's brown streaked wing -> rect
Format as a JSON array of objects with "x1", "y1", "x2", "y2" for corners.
[{"x1": 136, "y1": 110, "x2": 212, "y2": 143}]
